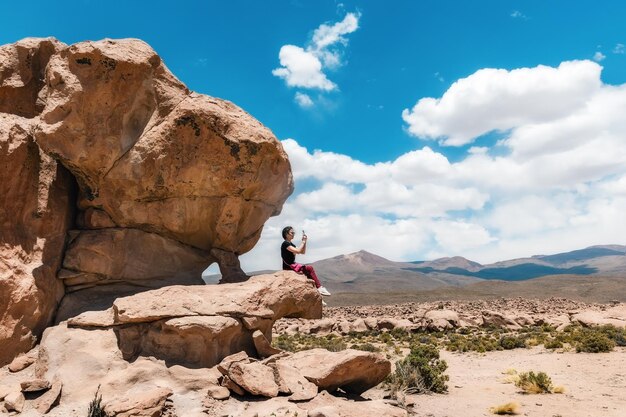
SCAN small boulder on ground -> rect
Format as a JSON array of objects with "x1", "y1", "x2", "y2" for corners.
[
  {"x1": 8, "y1": 351, "x2": 37, "y2": 373},
  {"x1": 277, "y1": 349, "x2": 391, "y2": 394},
  {"x1": 226, "y1": 361, "x2": 280, "y2": 397},
  {"x1": 482, "y1": 310, "x2": 521, "y2": 329},
  {"x1": 423, "y1": 309, "x2": 460, "y2": 331},
  {"x1": 104, "y1": 387, "x2": 172, "y2": 417},
  {"x1": 571, "y1": 310, "x2": 626, "y2": 328},
  {"x1": 271, "y1": 361, "x2": 318, "y2": 401},
  {"x1": 20, "y1": 378, "x2": 51, "y2": 392},
  {"x1": 32, "y1": 380, "x2": 62, "y2": 414},
  {"x1": 4, "y1": 390, "x2": 25, "y2": 412}
]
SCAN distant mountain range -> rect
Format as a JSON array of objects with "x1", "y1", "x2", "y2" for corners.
[
  {"x1": 309, "y1": 245, "x2": 626, "y2": 293},
  {"x1": 204, "y1": 245, "x2": 626, "y2": 295}
]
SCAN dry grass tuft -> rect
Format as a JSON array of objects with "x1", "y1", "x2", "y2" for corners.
[
  {"x1": 490, "y1": 402, "x2": 520, "y2": 415},
  {"x1": 501, "y1": 369, "x2": 520, "y2": 384}
]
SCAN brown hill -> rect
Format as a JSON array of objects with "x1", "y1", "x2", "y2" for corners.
[
  {"x1": 327, "y1": 274, "x2": 626, "y2": 306},
  {"x1": 310, "y1": 250, "x2": 479, "y2": 292}
]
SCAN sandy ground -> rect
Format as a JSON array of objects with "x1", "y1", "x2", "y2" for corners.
[
  {"x1": 403, "y1": 346, "x2": 626, "y2": 417},
  {"x1": 2, "y1": 347, "x2": 625, "y2": 416}
]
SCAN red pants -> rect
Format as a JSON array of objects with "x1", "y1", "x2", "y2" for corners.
[{"x1": 290, "y1": 263, "x2": 321, "y2": 288}]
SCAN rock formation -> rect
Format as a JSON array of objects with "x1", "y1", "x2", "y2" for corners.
[
  {"x1": 1, "y1": 36, "x2": 293, "y2": 366},
  {"x1": 0, "y1": 272, "x2": 402, "y2": 415}
]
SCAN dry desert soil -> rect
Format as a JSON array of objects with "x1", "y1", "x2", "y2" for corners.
[{"x1": 396, "y1": 346, "x2": 626, "y2": 417}]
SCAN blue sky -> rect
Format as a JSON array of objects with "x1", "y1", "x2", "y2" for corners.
[{"x1": 4, "y1": 1, "x2": 626, "y2": 271}]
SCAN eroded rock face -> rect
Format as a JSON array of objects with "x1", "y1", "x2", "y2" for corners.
[
  {"x1": 0, "y1": 113, "x2": 74, "y2": 367},
  {"x1": 0, "y1": 37, "x2": 65, "y2": 117}
]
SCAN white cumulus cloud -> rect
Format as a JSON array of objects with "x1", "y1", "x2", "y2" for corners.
[
  {"x1": 272, "y1": 12, "x2": 360, "y2": 92},
  {"x1": 294, "y1": 92, "x2": 314, "y2": 108},
  {"x1": 402, "y1": 60, "x2": 602, "y2": 146},
  {"x1": 272, "y1": 45, "x2": 336, "y2": 91}
]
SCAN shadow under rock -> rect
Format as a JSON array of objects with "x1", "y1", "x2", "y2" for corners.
[{"x1": 55, "y1": 280, "x2": 205, "y2": 323}]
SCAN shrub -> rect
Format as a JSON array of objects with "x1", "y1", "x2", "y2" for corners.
[
  {"x1": 515, "y1": 371, "x2": 553, "y2": 394},
  {"x1": 87, "y1": 386, "x2": 107, "y2": 417},
  {"x1": 390, "y1": 327, "x2": 410, "y2": 341},
  {"x1": 272, "y1": 334, "x2": 298, "y2": 352},
  {"x1": 349, "y1": 342, "x2": 380, "y2": 352},
  {"x1": 575, "y1": 331, "x2": 615, "y2": 353},
  {"x1": 319, "y1": 335, "x2": 347, "y2": 352},
  {"x1": 445, "y1": 333, "x2": 499, "y2": 353},
  {"x1": 595, "y1": 325, "x2": 626, "y2": 347},
  {"x1": 544, "y1": 338, "x2": 563, "y2": 349},
  {"x1": 499, "y1": 335, "x2": 526, "y2": 350},
  {"x1": 386, "y1": 343, "x2": 449, "y2": 395}
]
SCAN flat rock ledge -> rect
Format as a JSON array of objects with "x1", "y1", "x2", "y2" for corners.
[{"x1": 66, "y1": 272, "x2": 321, "y2": 368}]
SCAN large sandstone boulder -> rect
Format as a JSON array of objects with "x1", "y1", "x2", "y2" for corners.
[{"x1": 33, "y1": 38, "x2": 293, "y2": 282}]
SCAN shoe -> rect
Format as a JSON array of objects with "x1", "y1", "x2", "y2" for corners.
[
  {"x1": 322, "y1": 300, "x2": 328, "y2": 307},
  {"x1": 318, "y1": 286, "x2": 331, "y2": 296}
]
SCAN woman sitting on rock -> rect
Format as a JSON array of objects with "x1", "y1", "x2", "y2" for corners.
[{"x1": 281, "y1": 226, "x2": 331, "y2": 297}]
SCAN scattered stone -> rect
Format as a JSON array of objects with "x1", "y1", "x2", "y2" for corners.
[
  {"x1": 335, "y1": 320, "x2": 352, "y2": 335},
  {"x1": 513, "y1": 313, "x2": 535, "y2": 326},
  {"x1": 308, "y1": 318, "x2": 335, "y2": 335},
  {"x1": 252, "y1": 330, "x2": 283, "y2": 358},
  {"x1": 32, "y1": 380, "x2": 62, "y2": 414},
  {"x1": 571, "y1": 311, "x2": 626, "y2": 328},
  {"x1": 377, "y1": 317, "x2": 417, "y2": 331},
  {"x1": 220, "y1": 375, "x2": 245, "y2": 396},
  {"x1": 0, "y1": 385, "x2": 10, "y2": 401},
  {"x1": 4, "y1": 391, "x2": 25, "y2": 412},
  {"x1": 272, "y1": 362, "x2": 318, "y2": 401},
  {"x1": 482, "y1": 310, "x2": 521, "y2": 329},
  {"x1": 227, "y1": 361, "x2": 280, "y2": 397},
  {"x1": 217, "y1": 351, "x2": 252, "y2": 374},
  {"x1": 207, "y1": 384, "x2": 230, "y2": 400},
  {"x1": 424, "y1": 309, "x2": 460, "y2": 331},
  {"x1": 346, "y1": 318, "x2": 365, "y2": 333},
  {"x1": 104, "y1": 387, "x2": 172, "y2": 417},
  {"x1": 20, "y1": 378, "x2": 51, "y2": 392},
  {"x1": 8, "y1": 353, "x2": 36, "y2": 373}
]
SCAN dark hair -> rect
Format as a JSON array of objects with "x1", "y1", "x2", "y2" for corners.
[{"x1": 282, "y1": 226, "x2": 294, "y2": 239}]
